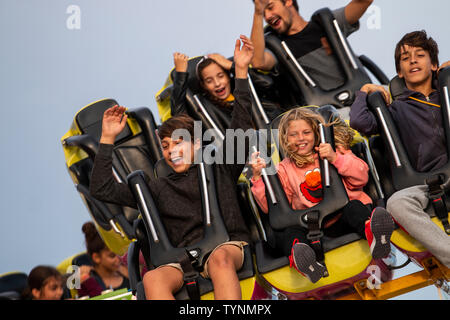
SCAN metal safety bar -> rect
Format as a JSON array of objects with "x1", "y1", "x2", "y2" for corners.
[
  {"x1": 281, "y1": 41, "x2": 317, "y2": 88},
  {"x1": 193, "y1": 94, "x2": 225, "y2": 141},
  {"x1": 135, "y1": 183, "x2": 159, "y2": 243},
  {"x1": 199, "y1": 163, "x2": 211, "y2": 226},
  {"x1": 252, "y1": 146, "x2": 277, "y2": 204},
  {"x1": 319, "y1": 124, "x2": 330, "y2": 187},
  {"x1": 375, "y1": 107, "x2": 402, "y2": 168}
]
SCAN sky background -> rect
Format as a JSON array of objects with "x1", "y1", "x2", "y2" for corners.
[{"x1": 1, "y1": 0, "x2": 449, "y2": 300}]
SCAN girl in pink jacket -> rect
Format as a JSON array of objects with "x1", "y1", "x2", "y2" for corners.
[{"x1": 250, "y1": 107, "x2": 394, "y2": 283}]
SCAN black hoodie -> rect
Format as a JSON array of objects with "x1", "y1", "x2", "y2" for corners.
[{"x1": 89, "y1": 79, "x2": 252, "y2": 248}]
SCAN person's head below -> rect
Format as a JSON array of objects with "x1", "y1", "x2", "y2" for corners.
[
  {"x1": 278, "y1": 107, "x2": 353, "y2": 167},
  {"x1": 394, "y1": 30, "x2": 439, "y2": 94},
  {"x1": 196, "y1": 57, "x2": 232, "y2": 104},
  {"x1": 254, "y1": 0, "x2": 299, "y2": 35},
  {"x1": 158, "y1": 114, "x2": 201, "y2": 174},
  {"x1": 82, "y1": 222, "x2": 121, "y2": 274},
  {"x1": 25, "y1": 265, "x2": 63, "y2": 300}
]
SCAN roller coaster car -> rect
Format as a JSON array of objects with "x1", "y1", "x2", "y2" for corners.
[
  {"x1": 0, "y1": 272, "x2": 28, "y2": 300},
  {"x1": 367, "y1": 67, "x2": 450, "y2": 268},
  {"x1": 126, "y1": 160, "x2": 256, "y2": 300},
  {"x1": 249, "y1": 106, "x2": 393, "y2": 300},
  {"x1": 61, "y1": 99, "x2": 162, "y2": 256},
  {"x1": 264, "y1": 7, "x2": 389, "y2": 112},
  {"x1": 155, "y1": 55, "x2": 280, "y2": 134}
]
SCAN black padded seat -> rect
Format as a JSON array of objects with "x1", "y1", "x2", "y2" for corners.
[
  {"x1": 0, "y1": 272, "x2": 28, "y2": 300},
  {"x1": 263, "y1": 8, "x2": 388, "y2": 110}
]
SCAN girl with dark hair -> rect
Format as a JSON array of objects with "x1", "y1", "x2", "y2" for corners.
[
  {"x1": 22, "y1": 265, "x2": 63, "y2": 300},
  {"x1": 170, "y1": 35, "x2": 282, "y2": 125},
  {"x1": 77, "y1": 221, "x2": 129, "y2": 298}
]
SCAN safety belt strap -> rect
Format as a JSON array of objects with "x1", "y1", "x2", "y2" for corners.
[
  {"x1": 426, "y1": 175, "x2": 450, "y2": 235},
  {"x1": 306, "y1": 210, "x2": 329, "y2": 277},
  {"x1": 179, "y1": 250, "x2": 201, "y2": 300}
]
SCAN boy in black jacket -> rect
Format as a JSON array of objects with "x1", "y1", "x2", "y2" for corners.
[
  {"x1": 349, "y1": 30, "x2": 450, "y2": 267},
  {"x1": 90, "y1": 36, "x2": 255, "y2": 299}
]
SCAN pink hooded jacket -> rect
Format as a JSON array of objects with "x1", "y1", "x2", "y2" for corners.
[{"x1": 251, "y1": 148, "x2": 372, "y2": 214}]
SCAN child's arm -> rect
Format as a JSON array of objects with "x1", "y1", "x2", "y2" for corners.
[
  {"x1": 250, "y1": 154, "x2": 294, "y2": 213},
  {"x1": 330, "y1": 146, "x2": 369, "y2": 190},
  {"x1": 89, "y1": 106, "x2": 138, "y2": 208},
  {"x1": 224, "y1": 36, "x2": 255, "y2": 181},
  {"x1": 170, "y1": 52, "x2": 190, "y2": 116},
  {"x1": 349, "y1": 83, "x2": 389, "y2": 137}
]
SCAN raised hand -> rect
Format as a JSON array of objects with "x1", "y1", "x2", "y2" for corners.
[
  {"x1": 208, "y1": 53, "x2": 233, "y2": 71},
  {"x1": 100, "y1": 105, "x2": 128, "y2": 144},
  {"x1": 250, "y1": 151, "x2": 267, "y2": 181},
  {"x1": 360, "y1": 83, "x2": 390, "y2": 104},
  {"x1": 254, "y1": 0, "x2": 270, "y2": 15},
  {"x1": 234, "y1": 35, "x2": 255, "y2": 78},
  {"x1": 173, "y1": 52, "x2": 189, "y2": 73}
]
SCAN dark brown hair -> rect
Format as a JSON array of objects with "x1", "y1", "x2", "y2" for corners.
[
  {"x1": 158, "y1": 113, "x2": 195, "y2": 142},
  {"x1": 82, "y1": 221, "x2": 106, "y2": 258},
  {"x1": 196, "y1": 57, "x2": 233, "y2": 109},
  {"x1": 23, "y1": 265, "x2": 62, "y2": 299},
  {"x1": 252, "y1": 0, "x2": 299, "y2": 12},
  {"x1": 394, "y1": 30, "x2": 439, "y2": 73}
]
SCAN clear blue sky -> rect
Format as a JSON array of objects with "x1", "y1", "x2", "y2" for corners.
[{"x1": 0, "y1": 0, "x2": 448, "y2": 300}]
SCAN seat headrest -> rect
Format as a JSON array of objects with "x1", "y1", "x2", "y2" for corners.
[
  {"x1": 170, "y1": 56, "x2": 209, "y2": 96},
  {"x1": 76, "y1": 99, "x2": 132, "y2": 142},
  {"x1": 270, "y1": 105, "x2": 341, "y2": 132},
  {"x1": 389, "y1": 76, "x2": 407, "y2": 101}
]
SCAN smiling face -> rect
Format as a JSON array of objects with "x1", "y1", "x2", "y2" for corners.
[
  {"x1": 32, "y1": 276, "x2": 63, "y2": 300},
  {"x1": 286, "y1": 119, "x2": 316, "y2": 157},
  {"x1": 398, "y1": 45, "x2": 438, "y2": 89},
  {"x1": 161, "y1": 136, "x2": 198, "y2": 173},
  {"x1": 200, "y1": 62, "x2": 231, "y2": 101},
  {"x1": 93, "y1": 248, "x2": 121, "y2": 273},
  {"x1": 263, "y1": 0, "x2": 294, "y2": 35}
]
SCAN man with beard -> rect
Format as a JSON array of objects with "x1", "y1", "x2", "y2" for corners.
[{"x1": 250, "y1": 0, "x2": 373, "y2": 104}]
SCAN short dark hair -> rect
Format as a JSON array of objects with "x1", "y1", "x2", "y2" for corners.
[
  {"x1": 158, "y1": 114, "x2": 195, "y2": 142},
  {"x1": 251, "y1": 0, "x2": 299, "y2": 12},
  {"x1": 394, "y1": 30, "x2": 439, "y2": 73}
]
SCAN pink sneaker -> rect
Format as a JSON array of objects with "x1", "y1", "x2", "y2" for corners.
[{"x1": 365, "y1": 207, "x2": 394, "y2": 259}]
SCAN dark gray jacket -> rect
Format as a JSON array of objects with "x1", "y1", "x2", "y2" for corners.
[
  {"x1": 90, "y1": 79, "x2": 252, "y2": 248},
  {"x1": 349, "y1": 87, "x2": 447, "y2": 173}
]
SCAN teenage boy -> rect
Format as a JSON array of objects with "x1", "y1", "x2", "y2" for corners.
[
  {"x1": 89, "y1": 36, "x2": 255, "y2": 299},
  {"x1": 250, "y1": 0, "x2": 373, "y2": 98},
  {"x1": 349, "y1": 30, "x2": 450, "y2": 267}
]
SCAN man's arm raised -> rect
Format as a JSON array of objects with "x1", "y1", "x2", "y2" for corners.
[
  {"x1": 344, "y1": 0, "x2": 373, "y2": 25},
  {"x1": 250, "y1": 0, "x2": 276, "y2": 71}
]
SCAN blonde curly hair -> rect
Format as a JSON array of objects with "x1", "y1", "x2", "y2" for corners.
[{"x1": 277, "y1": 107, "x2": 354, "y2": 167}]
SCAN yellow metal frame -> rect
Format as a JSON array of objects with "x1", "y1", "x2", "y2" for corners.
[{"x1": 337, "y1": 257, "x2": 450, "y2": 300}]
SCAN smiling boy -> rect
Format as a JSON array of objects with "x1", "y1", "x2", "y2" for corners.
[
  {"x1": 89, "y1": 37, "x2": 256, "y2": 299},
  {"x1": 349, "y1": 30, "x2": 450, "y2": 267}
]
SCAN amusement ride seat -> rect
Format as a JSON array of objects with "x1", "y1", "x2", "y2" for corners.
[
  {"x1": 126, "y1": 157, "x2": 256, "y2": 300},
  {"x1": 61, "y1": 99, "x2": 162, "y2": 255},
  {"x1": 263, "y1": 7, "x2": 389, "y2": 114},
  {"x1": 249, "y1": 106, "x2": 392, "y2": 300},
  {"x1": 367, "y1": 67, "x2": 450, "y2": 266}
]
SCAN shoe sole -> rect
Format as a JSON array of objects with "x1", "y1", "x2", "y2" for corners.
[
  {"x1": 370, "y1": 208, "x2": 394, "y2": 259},
  {"x1": 293, "y1": 243, "x2": 326, "y2": 283}
]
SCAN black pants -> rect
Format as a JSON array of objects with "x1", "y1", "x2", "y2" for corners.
[{"x1": 273, "y1": 200, "x2": 373, "y2": 257}]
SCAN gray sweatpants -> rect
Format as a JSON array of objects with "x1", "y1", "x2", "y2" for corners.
[{"x1": 386, "y1": 185, "x2": 450, "y2": 268}]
